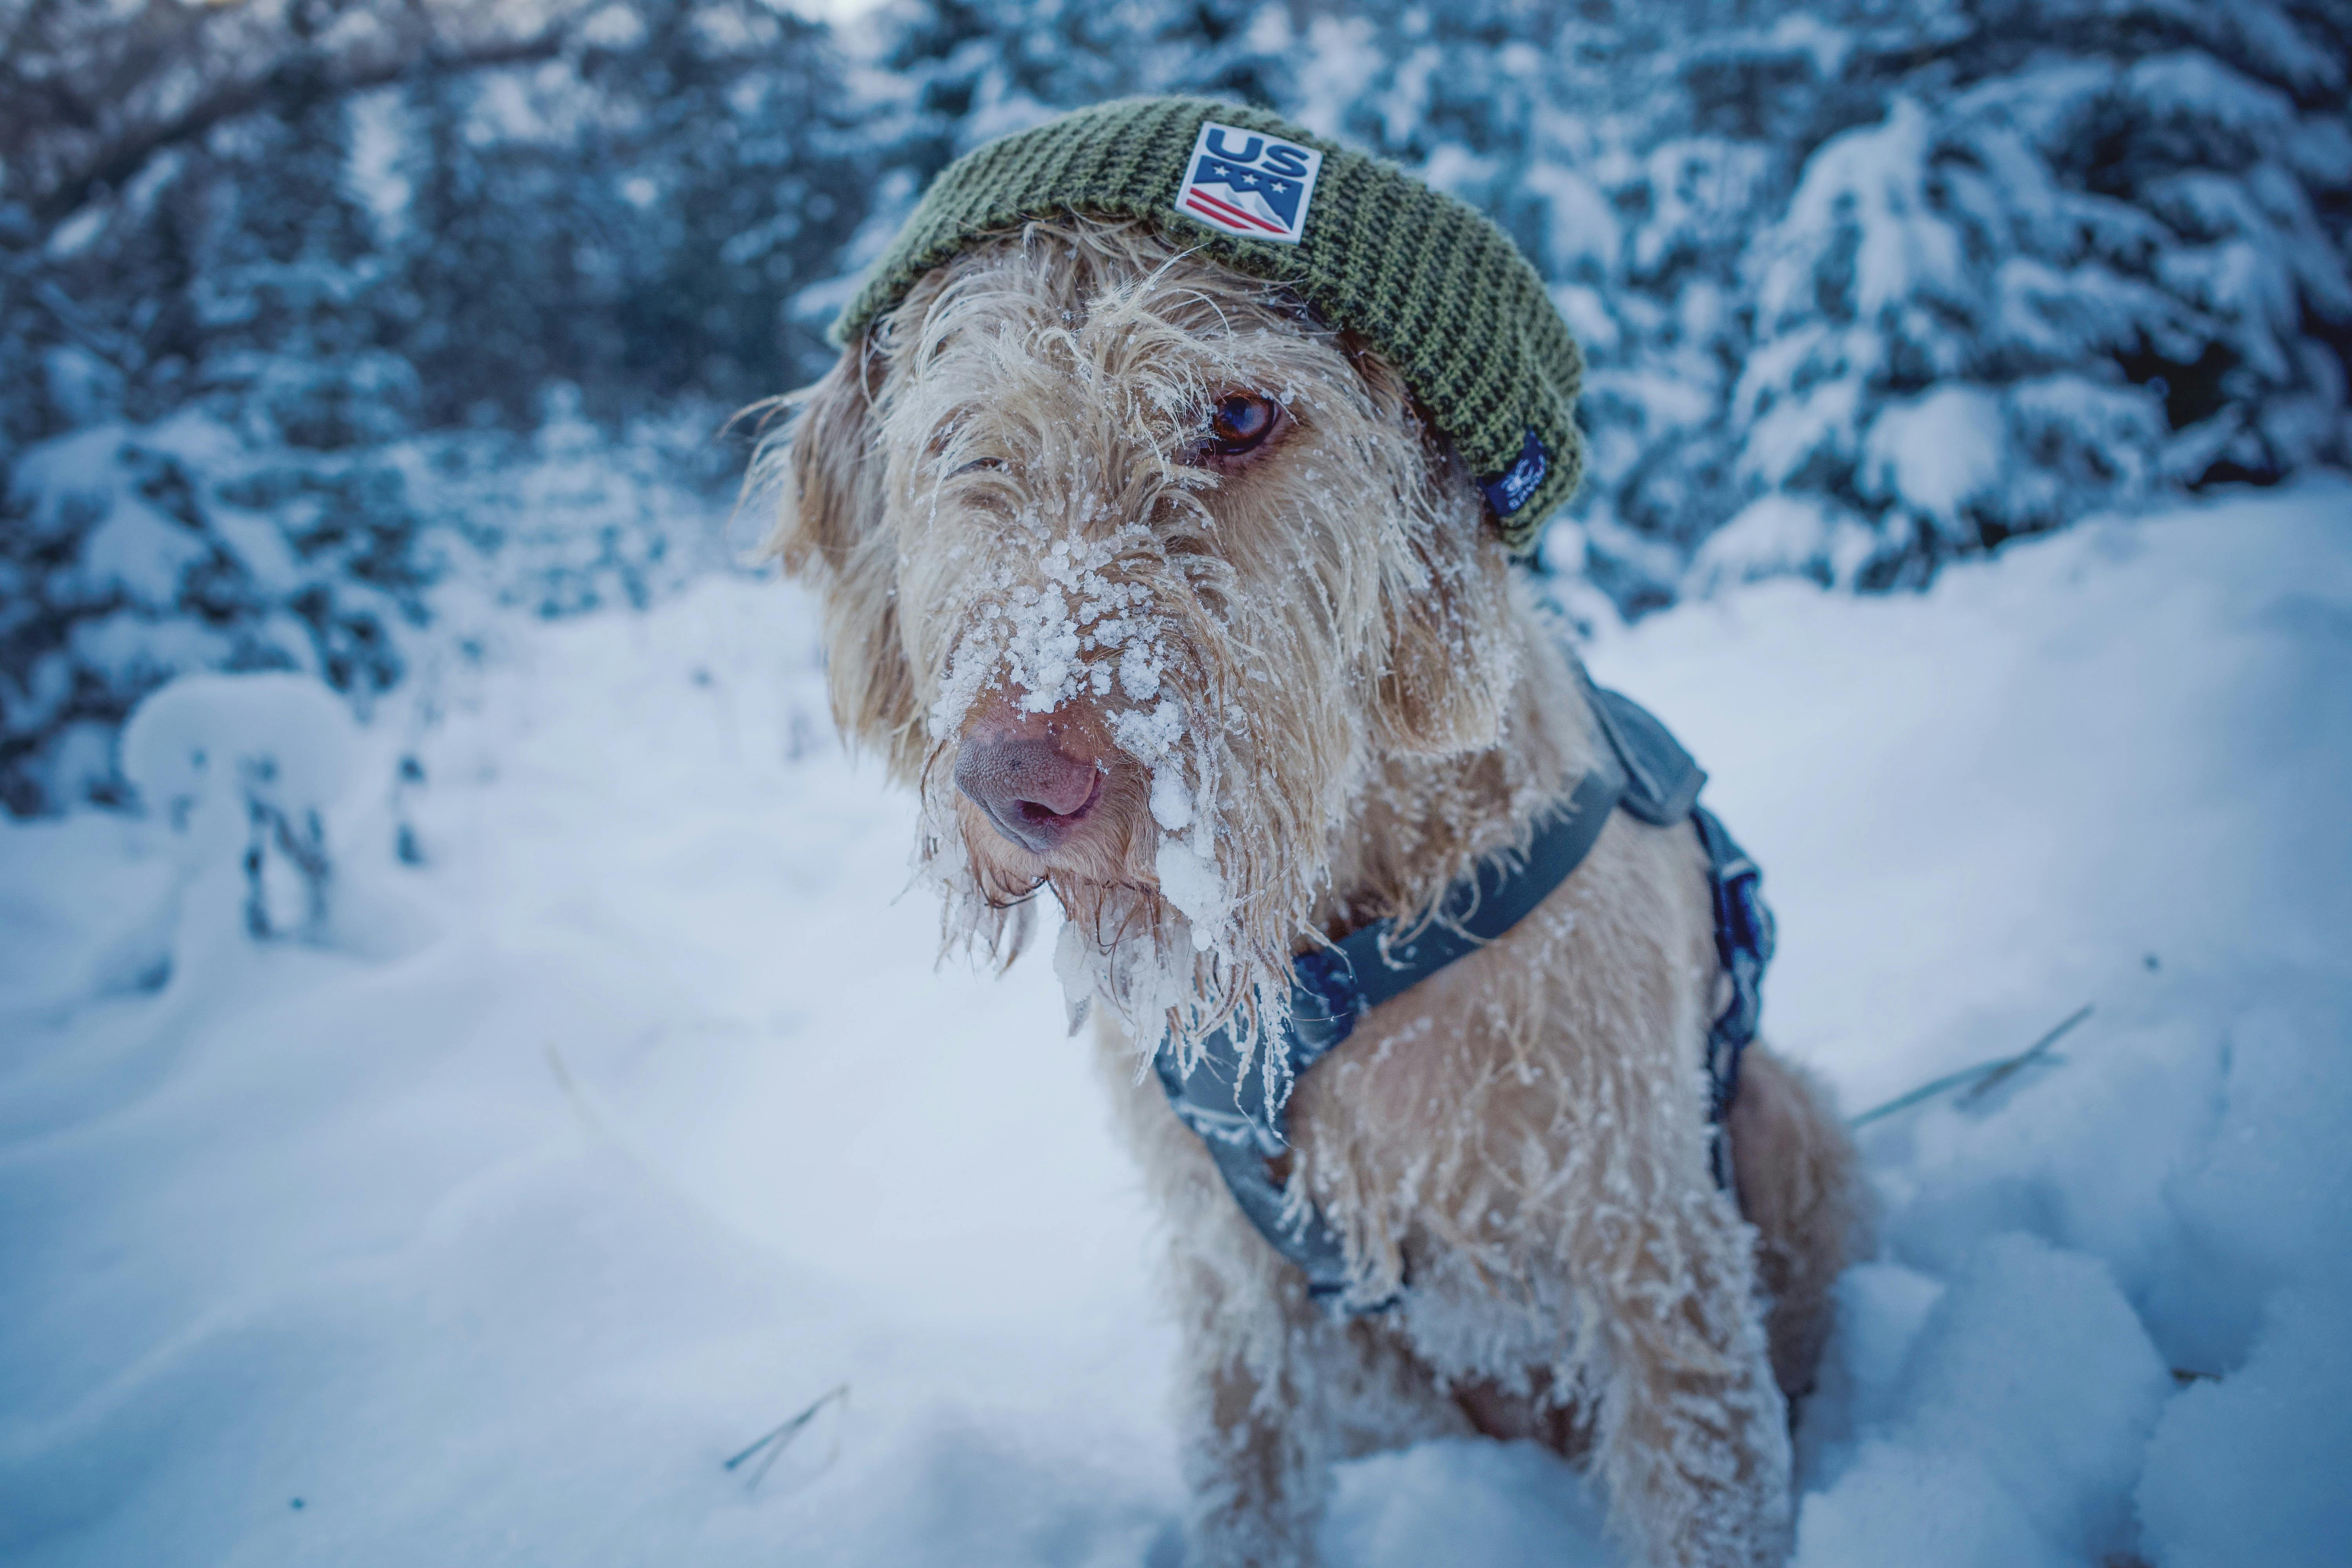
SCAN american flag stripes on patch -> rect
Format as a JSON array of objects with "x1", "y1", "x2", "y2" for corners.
[{"x1": 1174, "y1": 121, "x2": 1324, "y2": 247}]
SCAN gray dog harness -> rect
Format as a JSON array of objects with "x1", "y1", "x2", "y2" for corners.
[{"x1": 1151, "y1": 675, "x2": 1775, "y2": 1311}]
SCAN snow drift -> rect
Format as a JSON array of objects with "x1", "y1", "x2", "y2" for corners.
[{"x1": 0, "y1": 480, "x2": 2347, "y2": 1565}]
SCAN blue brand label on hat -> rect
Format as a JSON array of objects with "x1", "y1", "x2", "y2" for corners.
[
  {"x1": 1481, "y1": 429, "x2": 1548, "y2": 515},
  {"x1": 1174, "y1": 121, "x2": 1323, "y2": 246}
]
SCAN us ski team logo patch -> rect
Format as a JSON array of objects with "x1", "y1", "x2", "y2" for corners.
[{"x1": 1174, "y1": 121, "x2": 1323, "y2": 246}]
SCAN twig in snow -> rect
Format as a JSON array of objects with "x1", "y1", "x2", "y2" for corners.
[
  {"x1": 1848, "y1": 1004, "x2": 2094, "y2": 1128},
  {"x1": 544, "y1": 1042, "x2": 686, "y2": 1197},
  {"x1": 1954, "y1": 1003, "x2": 2094, "y2": 1109},
  {"x1": 724, "y1": 1383, "x2": 849, "y2": 1490}
]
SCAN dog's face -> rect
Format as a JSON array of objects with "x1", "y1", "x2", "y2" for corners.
[{"x1": 763, "y1": 219, "x2": 1517, "y2": 1042}]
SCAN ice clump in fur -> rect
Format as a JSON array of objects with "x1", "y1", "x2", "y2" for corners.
[
  {"x1": 1148, "y1": 771, "x2": 1192, "y2": 832},
  {"x1": 1153, "y1": 838, "x2": 1224, "y2": 952},
  {"x1": 925, "y1": 525, "x2": 1159, "y2": 735},
  {"x1": 914, "y1": 510, "x2": 1253, "y2": 1024}
]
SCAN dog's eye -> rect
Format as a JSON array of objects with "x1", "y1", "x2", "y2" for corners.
[{"x1": 1205, "y1": 393, "x2": 1281, "y2": 458}]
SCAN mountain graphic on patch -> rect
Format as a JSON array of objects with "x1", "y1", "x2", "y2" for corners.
[{"x1": 1174, "y1": 121, "x2": 1324, "y2": 247}]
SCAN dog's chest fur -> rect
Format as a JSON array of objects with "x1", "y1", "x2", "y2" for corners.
[
  {"x1": 1097, "y1": 744, "x2": 1725, "y2": 1395},
  {"x1": 1298, "y1": 810, "x2": 1721, "y2": 1368}
]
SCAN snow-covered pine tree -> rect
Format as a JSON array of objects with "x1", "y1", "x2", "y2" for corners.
[
  {"x1": 869, "y1": 0, "x2": 2350, "y2": 608},
  {"x1": 1695, "y1": 0, "x2": 2352, "y2": 593},
  {"x1": 0, "y1": 0, "x2": 880, "y2": 813},
  {"x1": 395, "y1": 0, "x2": 877, "y2": 429},
  {"x1": 0, "y1": 43, "x2": 437, "y2": 813},
  {"x1": 6, "y1": 0, "x2": 2346, "y2": 812}
]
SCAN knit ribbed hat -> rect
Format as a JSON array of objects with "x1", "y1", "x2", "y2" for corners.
[{"x1": 834, "y1": 96, "x2": 1584, "y2": 555}]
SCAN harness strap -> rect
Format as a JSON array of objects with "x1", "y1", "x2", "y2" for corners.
[
  {"x1": 1694, "y1": 803, "x2": 1773, "y2": 1186},
  {"x1": 1152, "y1": 762, "x2": 1627, "y2": 1306},
  {"x1": 1152, "y1": 677, "x2": 1773, "y2": 1312}
]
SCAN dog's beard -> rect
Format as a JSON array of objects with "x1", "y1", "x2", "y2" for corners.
[
  {"x1": 862, "y1": 245, "x2": 1474, "y2": 1086},
  {"x1": 912, "y1": 522, "x2": 1338, "y2": 1078}
]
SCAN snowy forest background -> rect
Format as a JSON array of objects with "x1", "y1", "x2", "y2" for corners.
[
  {"x1": 6, "y1": 7, "x2": 2352, "y2": 1565},
  {"x1": 3, "y1": 0, "x2": 2348, "y2": 815}
]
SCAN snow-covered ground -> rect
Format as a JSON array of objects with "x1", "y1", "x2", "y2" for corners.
[{"x1": 2, "y1": 481, "x2": 2347, "y2": 1567}]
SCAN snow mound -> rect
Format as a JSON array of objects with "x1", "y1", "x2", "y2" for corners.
[
  {"x1": 1797, "y1": 1233, "x2": 2168, "y2": 1566},
  {"x1": 2, "y1": 481, "x2": 2349, "y2": 1564},
  {"x1": 2139, "y1": 1290, "x2": 2352, "y2": 1568}
]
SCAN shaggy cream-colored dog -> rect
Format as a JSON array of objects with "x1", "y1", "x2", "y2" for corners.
[{"x1": 756, "y1": 217, "x2": 1869, "y2": 1567}]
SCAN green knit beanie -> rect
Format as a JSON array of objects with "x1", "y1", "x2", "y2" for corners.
[{"x1": 834, "y1": 96, "x2": 1585, "y2": 555}]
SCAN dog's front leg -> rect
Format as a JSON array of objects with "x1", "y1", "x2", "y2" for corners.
[
  {"x1": 1095, "y1": 1018, "x2": 1467, "y2": 1562},
  {"x1": 1169, "y1": 1223, "x2": 1349, "y2": 1567},
  {"x1": 1094, "y1": 1017, "x2": 1351, "y2": 1564},
  {"x1": 1582, "y1": 1189, "x2": 1795, "y2": 1568}
]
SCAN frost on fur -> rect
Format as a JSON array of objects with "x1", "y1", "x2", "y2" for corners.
[
  {"x1": 760, "y1": 217, "x2": 1523, "y2": 1082},
  {"x1": 755, "y1": 214, "x2": 1866, "y2": 1568}
]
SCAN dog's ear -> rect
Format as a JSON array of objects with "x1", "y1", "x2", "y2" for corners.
[
  {"x1": 755, "y1": 342, "x2": 927, "y2": 781},
  {"x1": 1356, "y1": 362, "x2": 1517, "y2": 759},
  {"x1": 1370, "y1": 528, "x2": 1514, "y2": 757}
]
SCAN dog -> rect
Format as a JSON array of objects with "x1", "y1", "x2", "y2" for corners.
[{"x1": 755, "y1": 213, "x2": 1869, "y2": 1566}]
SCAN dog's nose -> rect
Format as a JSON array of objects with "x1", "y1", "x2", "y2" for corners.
[{"x1": 955, "y1": 730, "x2": 1103, "y2": 853}]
